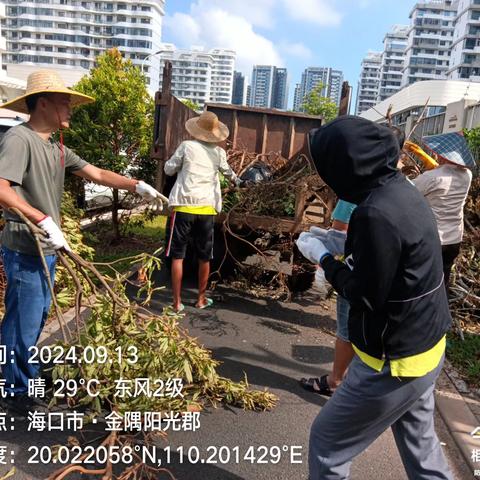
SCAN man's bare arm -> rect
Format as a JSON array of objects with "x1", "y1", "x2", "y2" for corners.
[
  {"x1": 0, "y1": 178, "x2": 46, "y2": 223},
  {"x1": 74, "y1": 164, "x2": 138, "y2": 192}
]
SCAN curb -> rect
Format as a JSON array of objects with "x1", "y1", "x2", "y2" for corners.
[{"x1": 436, "y1": 369, "x2": 479, "y2": 474}]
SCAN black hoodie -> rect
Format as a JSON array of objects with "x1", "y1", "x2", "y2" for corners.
[{"x1": 309, "y1": 116, "x2": 451, "y2": 360}]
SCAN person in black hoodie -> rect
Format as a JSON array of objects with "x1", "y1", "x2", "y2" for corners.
[{"x1": 297, "y1": 116, "x2": 452, "y2": 480}]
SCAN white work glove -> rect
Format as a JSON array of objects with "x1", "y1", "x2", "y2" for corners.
[
  {"x1": 296, "y1": 231, "x2": 330, "y2": 265},
  {"x1": 37, "y1": 216, "x2": 71, "y2": 251},
  {"x1": 310, "y1": 226, "x2": 347, "y2": 257},
  {"x1": 135, "y1": 181, "x2": 168, "y2": 209},
  {"x1": 309, "y1": 226, "x2": 329, "y2": 241}
]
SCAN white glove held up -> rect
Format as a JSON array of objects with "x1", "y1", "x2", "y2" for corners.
[
  {"x1": 37, "y1": 216, "x2": 71, "y2": 251},
  {"x1": 296, "y1": 231, "x2": 330, "y2": 265},
  {"x1": 309, "y1": 226, "x2": 329, "y2": 241}
]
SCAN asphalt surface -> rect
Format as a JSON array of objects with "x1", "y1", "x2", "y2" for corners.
[
  {"x1": 127, "y1": 269, "x2": 473, "y2": 480},
  {"x1": 0, "y1": 267, "x2": 474, "y2": 479}
]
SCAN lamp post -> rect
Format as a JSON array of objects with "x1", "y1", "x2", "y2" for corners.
[{"x1": 141, "y1": 49, "x2": 164, "y2": 75}]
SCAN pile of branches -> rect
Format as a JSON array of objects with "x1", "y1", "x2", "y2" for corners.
[
  {"x1": 226, "y1": 149, "x2": 290, "y2": 178},
  {"x1": 12, "y1": 208, "x2": 277, "y2": 480},
  {"x1": 213, "y1": 149, "x2": 333, "y2": 298},
  {"x1": 449, "y1": 176, "x2": 480, "y2": 336},
  {"x1": 224, "y1": 148, "x2": 329, "y2": 219}
]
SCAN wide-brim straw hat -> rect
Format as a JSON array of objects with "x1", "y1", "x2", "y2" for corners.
[
  {"x1": 0, "y1": 70, "x2": 94, "y2": 114},
  {"x1": 185, "y1": 111, "x2": 229, "y2": 143}
]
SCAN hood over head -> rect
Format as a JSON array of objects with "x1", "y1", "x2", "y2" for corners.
[{"x1": 308, "y1": 115, "x2": 401, "y2": 204}]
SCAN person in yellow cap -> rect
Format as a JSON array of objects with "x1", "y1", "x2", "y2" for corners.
[
  {"x1": 0, "y1": 70, "x2": 164, "y2": 416},
  {"x1": 164, "y1": 111, "x2": 240, "y2": 313}
]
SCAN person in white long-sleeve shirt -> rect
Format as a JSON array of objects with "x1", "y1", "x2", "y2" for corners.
[
  {"x1": 164, "y1": 111, "x2": 239, "y2": 312},
  {"x1": 413, "y1": 155, "x2": 472, "y2": 293}
]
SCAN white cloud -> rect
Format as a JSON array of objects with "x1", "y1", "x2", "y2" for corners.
[
  {"x1": 163, "y1": 0, "x2": 343, "y2": 75},
  {"x1": 193, "y1": 0, "x2": 276, "y2": 29},
  {"x1": 282, "y1": 0, "x2": 342, "y2": 26},
  {"x1": 164, "y1": 3, "x2": 283, "y2": 74},
  {"x1": 280, "y1": 42, "x2": 313, "y2": 60},
  {"x1": 164, "y1": 13, "x2": 201, "y2": 45}
]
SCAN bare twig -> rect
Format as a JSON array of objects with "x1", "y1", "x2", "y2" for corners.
[{"x1": 9, "y1": 208, "x2": 71, "y2": 343}]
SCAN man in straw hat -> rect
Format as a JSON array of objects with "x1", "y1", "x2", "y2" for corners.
[
  {"x1": 164, "y1": 111, "x2": 240, "y2": 313},
  {"x1": 0, "y1": 70, "x2": 164, "y2": 415}
]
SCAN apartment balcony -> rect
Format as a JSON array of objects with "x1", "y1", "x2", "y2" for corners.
[
  {"x1": 412, "y1": 72, "x2": 443, "y2": 80},
  {"x1": 382, "y1": 69, "x2": 403, "y2": 75},
  {"x1": 0, "y1": 36, "x2": 6, "y2": 52},
  {"x1": 464, "y1": 58, "x2": 480, "y2": 67}
]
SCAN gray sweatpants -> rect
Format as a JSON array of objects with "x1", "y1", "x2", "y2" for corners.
[{"x1": 309, "y1": 355, "x2": 452, "y2": 480}]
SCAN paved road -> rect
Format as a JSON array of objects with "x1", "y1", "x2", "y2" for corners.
[
  {"x1": 0, "y1": 269, "x2": 473, "y2": 479},
  {"x1": 129, "y1": 270, "x2": 473, "y2": 480}
]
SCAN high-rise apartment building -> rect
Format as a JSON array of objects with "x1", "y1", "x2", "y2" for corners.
[
  {"x1": 232, "y1": 71, "x2": 247, "y2": 105},
  {"x1": 246, "y1": 84, "x2": 251, "y2": 106},
  {"x1": 293, "y1": 67, "x2": 344, "y2": 111},
  {"x1": 250, "y1": 65, "x2": 274, "y2": 108},
  {"x1": 355, "y1": 51, "x2": 382, "y2": 115},
  {"x1": 250, "y1": 65, "x2": 289, "y2": 109},
  {"x1": 0, "y1": 3, "x2": 25, "y2": 105},
  {"x1": 402, "y1": 1, "x2": 457, "y2": 87},
  {"x1": 378, "y1": 25, "x2": 409, "y2": 102},
  {"x1": 157, "y1": 44, "x2": 235, "y2": 107},
  {"x1": 209, "y1": 48, "x2": 236, "y2": 104},
  {"x1": 271, "y1": 67, "x2": 289, "y2": 110},
  {"x1": 293, "y1": 83, "x2": 302, "y2": 111},
  {"x1": 448, "y1": 0, "x2": 480, "y2": 80},
  {"x1": 1, "y1": 0, "x2": 165, "y2": 92}
]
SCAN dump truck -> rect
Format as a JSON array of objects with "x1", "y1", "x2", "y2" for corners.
[{"x1": 151, "y1": 62, "x2": 350, "y2": 292}]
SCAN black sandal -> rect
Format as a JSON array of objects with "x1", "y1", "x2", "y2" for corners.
[{"x1": 299, "y1": 375, "x2": 334, "y2": 396}]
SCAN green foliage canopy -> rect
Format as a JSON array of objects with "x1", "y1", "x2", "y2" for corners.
[
  {"x1": 65, "y1": 48, "x2": 154, "y2": 177},
  {"x1": 301, "y1": 83, "x2": 338, "y2": 123},
  {"x1": 464, "y1": 126, "x2": 480, "y2": 167},
  {"x1": 181, "y1": 98, "x2": 202, "y2": 113}
]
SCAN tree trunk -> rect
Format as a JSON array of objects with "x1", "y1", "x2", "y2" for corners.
[{"x1": 112, "y1": 189, "x2": 120, "y2": 241}]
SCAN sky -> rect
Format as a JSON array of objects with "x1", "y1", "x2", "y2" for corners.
[{"x1": 162, "y1": 0, "x2": 416, "y2": 109}]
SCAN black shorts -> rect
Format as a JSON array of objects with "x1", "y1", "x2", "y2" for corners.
[{"x1": 165, "y1": 211, "x2": 215, "y2": 261}]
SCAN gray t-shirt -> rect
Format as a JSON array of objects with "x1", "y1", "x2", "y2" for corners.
[{"x1": 0, "y1": 123, "x2": 88, "y2": 255}]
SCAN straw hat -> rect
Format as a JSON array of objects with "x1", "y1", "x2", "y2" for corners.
[
  {"x1": 0, "y1": 70, "x2": 94, "y2": 114},
  {"x1": 185, "y1": 111, "x2": 229, "y2": 143}
]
